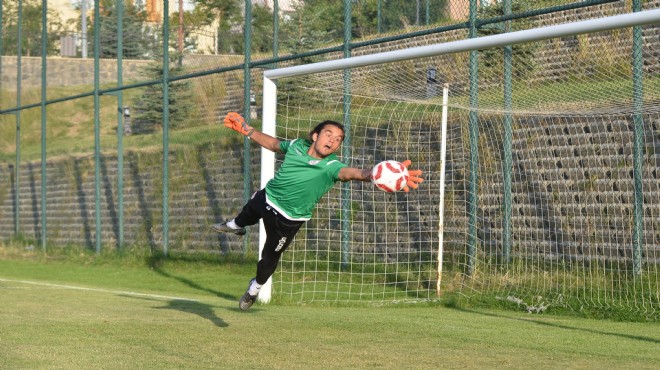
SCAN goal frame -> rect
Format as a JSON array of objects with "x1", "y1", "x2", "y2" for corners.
[{"x1": 257, "y1": 9, "x2": 660, "y2": 303}]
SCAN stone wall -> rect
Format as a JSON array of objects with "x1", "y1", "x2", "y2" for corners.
[
  {"x1": 0, "y1": 57, "x2": 151, "y2": 88},
  {"x1": 478, "y1": 114, "x2": 660, "y2": 262},
  {"x1": 0, "y1": 145, "x2": 261, "y2": 253},
  {"x1": 0, "y1": 54, "x2": 245, "y2": 89}
]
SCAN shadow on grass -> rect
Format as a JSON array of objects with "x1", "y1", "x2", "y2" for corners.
[
  {"x1": 448, "y1": 306, "x2": 660, "y2": 344},
  {"x1": 152, "y1": 265, "x2": 237, "y2": 301},
  {"x1": 156, "y1": 299, "x2": 228, "y2": 328},
  {"x1": 146, "y1": 254, "x2": 237, "y2": 301},
  {"x1": 121, "y1": 295, "x2": 229, "y2": 328}
]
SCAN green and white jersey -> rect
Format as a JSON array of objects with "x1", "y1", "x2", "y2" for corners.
[{"x1": 265, "y1": 139, "x2": 347, "y2": 221}]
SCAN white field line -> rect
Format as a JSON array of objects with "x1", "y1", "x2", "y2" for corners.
[{"x1": 0, "y1": 277, "x2": 199, "y2": 302}]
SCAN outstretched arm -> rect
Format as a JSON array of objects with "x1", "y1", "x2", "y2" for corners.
[
  {"x1": 338, "y1": 167, "x2": 372, "y2": 182},
  {"x1": 338, "y1": 160, "x2": 424, "y2": 192},
  {"x1": 223, "y1": 112, "x2": 281, "y2": 153}
]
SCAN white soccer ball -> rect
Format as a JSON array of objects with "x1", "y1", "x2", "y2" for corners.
[{"x1": 371, "y1": 160, "x2": 409, "y2": 193}]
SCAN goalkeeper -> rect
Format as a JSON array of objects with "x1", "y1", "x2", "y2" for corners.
[{"x1": 214, "y1": 112, "x2": 424, "y2": 311}]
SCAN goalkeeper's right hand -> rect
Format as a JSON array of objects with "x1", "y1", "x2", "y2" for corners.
[
  {"x1": 223, "y1": 112, "x2": 254, "y2": 137},
  {"x1": 401, "y1": 160, "x2": 424, "y2": 192}
]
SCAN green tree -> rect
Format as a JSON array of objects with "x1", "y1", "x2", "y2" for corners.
[
  {"x1": 226, "y1": 4, "x2": 275, "y2": 54},
  {"x1": 130, "y1": 51, "x2": 195, "y2": 134},
  {"x1": 279, "y1": 0, "x2": 450, "y2": 50},
  {"x1": 66, "y1": 0, "x2": 153, "y2": 59},
  {"x1": 281, "y1": 0, "x2": 343, "y2": 51},
  {"x1": 169, "y1": 7, "x2": 217, "y2": 56},
  {"x1": 191, "y1": 0, "x2": 241, "y2": 53},
  {"x1": 1, "y1": 0, "x2": 66, "y2": 56},
  {"x1": 249, "y1": 4, "x2": 276, "y2": 53},
  {"x1": 96, "y1": 0, "x2": 151, "y2": 59}
]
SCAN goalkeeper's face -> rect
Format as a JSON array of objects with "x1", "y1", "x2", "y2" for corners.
[{"x1": 310, "y1": 125, "x2": 344, "y2": 158}]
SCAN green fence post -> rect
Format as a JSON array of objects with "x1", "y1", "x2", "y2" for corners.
[
  {"x1": 94, "y1": 0, "x2": 101, "y2": 254},
  {"x1": 273, "y1": 0, "x2": 279, "y2": 61},
  {"x1": 467, "y1": 0, "x2": 479, "y2": 276},
  {"x1": 631, "y1": 0, "x2": 644, "y2": 275},
  {"x1": 341, "y1": 0, "x2": 352, "y2": 271},
  {"x1": 0, "y1": 0, "x2": 3, "y2": 104},
  {"x1": 117, "y1": 0, "x2": 125, "y2": 249},
  {"x1": 243, "y1": 0, "x2": 252, "y2": 255},
  {"x1": 426, "y1": 0, "x2": 430, "y2": 26},
  {"x1": 377, "y1": 0, "x2": 382, "y2": 33},
  {"x1": 40, "y1": 0, "x2": 48, "y2": 251},
  {"x1": 502, "y1": 0, "x2": 512, "y2": 263},
  {"x1": 162, "y1": 0, "x2": 171, "y2": 256},
  {"x1": 15, "y1": 0, "x2": 22, "y2": 237}
]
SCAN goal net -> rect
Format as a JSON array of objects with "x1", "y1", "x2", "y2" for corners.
[{"x1": 259, "y1": 10, "x2": 660, "y2": 318}]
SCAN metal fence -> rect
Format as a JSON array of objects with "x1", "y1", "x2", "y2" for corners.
[{"x1": 1, "y1": 0, "x2": 657, "y2": 259}]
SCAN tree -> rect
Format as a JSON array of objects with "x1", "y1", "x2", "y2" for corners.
[
  {"x1": 191, "y1": 0, "x2": 241, "y2": 53},
  {"x1": 96, "y1": 0, "x2": 152, "y2": 59},
  {"x1": 65, "y1": 0, "x2": 153, "y2": 59},
  {"x1": 250, "y1": 4, "x2": 275, "y2": 53},
  {"x1": 169, "y1": 8, "x2": 207, "y2": 56},
  {"x1": 225, "y1": 4, "x2": 275, "y2": 54},
  {"x1": 280, "y1": 0, "x2": 344, "y2": 50},
  {"x1": 130, "y1": 50, "x2": 195, "y2": 134},
  {"x1": 279, "y1": 0, "x2": 450, "y2": 50},
  {"x1": 1, "y1": 0, "x2": 66, "y2": 56}
]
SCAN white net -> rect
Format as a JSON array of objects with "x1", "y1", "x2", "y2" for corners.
[
  {"x1": 273, "y1": 89, "x2": 446, "y2": 303},
  {"x1": 267, "y1": 18, "x2": 659, "y2": 318}
]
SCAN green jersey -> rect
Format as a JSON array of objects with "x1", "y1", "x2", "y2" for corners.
[{"x1": 265, "y1": 139, "x2": 347, "y2": 221}]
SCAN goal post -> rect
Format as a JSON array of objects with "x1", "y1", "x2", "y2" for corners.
[
  {"x1": 261, "y1": 80, "x2": 451, "y2": 304},
  {"x1": 257, "y1": 77, "x2": 278, "y2": 303},
  {"x1": 437, "y1": 83, "x2": 449, "y2": 296},
  {"x1": 257, "y1": 9, "x2": 660, "y2": 315}
]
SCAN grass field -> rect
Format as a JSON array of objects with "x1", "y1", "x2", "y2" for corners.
[{"x1": 0, "y1": 245, "x2": 658, "y2": 369}]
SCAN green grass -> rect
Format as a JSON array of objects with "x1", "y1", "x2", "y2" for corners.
[
  {"x1": 1, "y1": 243, "x2": 659, "y2": 369},
  {"x1": 0, "y1": 85, "x2": 145, "y2": 163}
]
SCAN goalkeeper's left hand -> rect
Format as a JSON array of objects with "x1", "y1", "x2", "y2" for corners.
[
  {"x1": 223, "y1": 112, "x2": 254, "y2": 137},
  {"x1": 401, "y1": 160, "x2": 424, "y2": 192}
]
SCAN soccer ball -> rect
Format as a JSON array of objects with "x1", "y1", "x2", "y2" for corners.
[{"x1": 371, "y1": 160, "x2": 409, "y2": 193}]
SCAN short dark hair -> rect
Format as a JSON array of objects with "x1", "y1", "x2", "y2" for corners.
[{"x1": 308, "y1": 120, "x2": 345, "y2": 142}]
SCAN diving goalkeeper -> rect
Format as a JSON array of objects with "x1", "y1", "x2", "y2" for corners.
[{"x1": 213, "y1": 112, "x2": 424, "y2": 310}]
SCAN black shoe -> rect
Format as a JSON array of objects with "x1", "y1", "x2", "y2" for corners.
[
  {"x1": 239, "y1": 278, "x2": 258, "y2": 311},
  {"x1": 212, "y1": 221, "x2": 246, "y2": 236}
]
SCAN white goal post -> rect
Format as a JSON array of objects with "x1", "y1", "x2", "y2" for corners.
[{"x1": 257, "y1": 9, "x2": 660, "y2": 304}]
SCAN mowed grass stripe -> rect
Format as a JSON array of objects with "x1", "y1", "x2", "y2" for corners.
[{"x1": 0, "y1": 277, "x2": 200, "y2": 302}]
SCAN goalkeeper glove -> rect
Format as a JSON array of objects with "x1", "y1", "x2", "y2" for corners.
[
  {"x1": 401, "y1": 160, "x2": 424, "y2": 192},
  {"x1": 223, "y1": 112, "x2": 254, "y2": 137}
]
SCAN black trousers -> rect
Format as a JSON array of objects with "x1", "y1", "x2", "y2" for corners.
[{"x1": 234, "y1": 189, "x2": 304, "y2": 285}]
